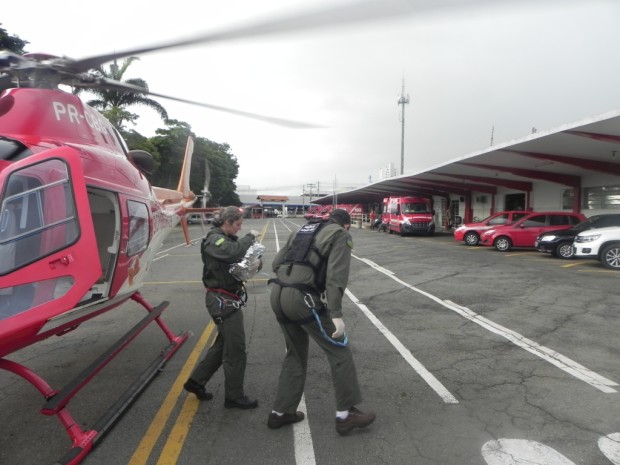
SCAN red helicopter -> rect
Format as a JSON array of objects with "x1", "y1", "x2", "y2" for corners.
[
  {"x1": 0, "y1": 1, "x2": 434, "y2": 464},
  {"x1": 0, "y1": 57, "x2": 219, "y2": 464}
]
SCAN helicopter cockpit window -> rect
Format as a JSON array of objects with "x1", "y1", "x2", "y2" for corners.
[
  {"x1": 0, "y1": 137, "x2": 34, "y2": 161},
  {"x1": 126, "y1": 200, "x2": 149, "y2": 256},
  {"x1": 111, "y1": 127, "x2": 129, "y2": 154},
  {"x1": 0, "y1": 159, "x2": 79, "y2": 275}
]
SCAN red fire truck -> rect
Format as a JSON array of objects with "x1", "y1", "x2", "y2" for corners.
[{"x1": 383, "y1": 196, "x2": 435, "y2": 236}]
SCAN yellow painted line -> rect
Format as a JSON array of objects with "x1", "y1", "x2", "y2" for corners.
[
  {"x1": 561, "y1": 262, "x2": 583, "y2": 268},
  {"x1": 127, "y1": 321, "x2": 216, "y2": 465},
  {"x1": 155, "y1": 397, "x2": 201, "y2": 465}
]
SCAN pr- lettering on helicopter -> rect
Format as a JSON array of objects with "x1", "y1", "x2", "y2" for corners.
[{"x1": 0, "y1": 1, "x2": 475, "y2": 463}]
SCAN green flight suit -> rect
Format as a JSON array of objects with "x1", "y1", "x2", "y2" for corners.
[
  {"x1": 190, "y1": 226, "x2": 255, "y2": 401},
  {"x1": 270, "y1": 220, "x2": 363, "y2": 413}
]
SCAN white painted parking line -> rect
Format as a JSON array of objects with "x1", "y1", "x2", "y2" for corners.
[
  {"x1": 599, "y1": 433, "x2": 620, "y2": 464},
  {"x1": 273, "y1": 221, "x2": 316, "y2": 465},
  {"x1": 482, "y1": 439, "x2": 576, "y2": 465},
  {"x1": 354, "y1": 255, "x2": 618, "y2": 394},
  {"x1": 443, "y1": 300, "x2": 618, "y2": 393},
  {"x1": 293, "y1": 396, "x2": 316, "y2": 465},
  {"x1": 345, "y1": 288, "x2": 459, "y2": 404}
]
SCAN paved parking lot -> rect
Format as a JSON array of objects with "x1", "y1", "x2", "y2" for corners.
[{"x1": 1, "y1": 218, "x2": 618, "y2": 465}]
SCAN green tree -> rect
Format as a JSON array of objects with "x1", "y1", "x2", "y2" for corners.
[
  {"x1": 149, "y1": 120, "x2": 240, "y2": 206},
  {"x1": 84, "y1": 57, "x2": 168, "y2": 130},
  {"x1": 194, "y1": 137, "x2": 241, "y2": 207},
  {"x1": 149, "y1": 120, "x2": 194, "y2": 189},
  {"x1": 0, "y1": 25, "x2": 28, "y2": 54}
]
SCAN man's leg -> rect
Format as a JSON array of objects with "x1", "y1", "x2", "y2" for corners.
[{"x1": 272, "y1": 323, "x2": 309, "y2": 414}]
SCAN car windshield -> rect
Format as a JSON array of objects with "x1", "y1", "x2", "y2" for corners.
[
  {"x1": 478, "y1": 213, "x2": 504, "y2": 224},
  {"x1": 402, "y1": 203, "x2": 429, "y2": 214},
  {"x1": 573, "y1": 217, "x2": 598, "y2": 230}
]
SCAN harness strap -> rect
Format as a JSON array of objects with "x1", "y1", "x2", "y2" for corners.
[
  {"x1": 267, "y1": 279, "x2": 318, "y2": 296},
  {"x1": 269, "y1": 279, "x2": 325, "y2": 325},
  {"x1": 207, "y1": 287, "x2": 247, "y2": 304}
]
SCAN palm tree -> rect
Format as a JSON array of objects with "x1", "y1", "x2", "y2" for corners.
[{"x1": 84, "y1": 57, "x2": 169, "y2": 130}]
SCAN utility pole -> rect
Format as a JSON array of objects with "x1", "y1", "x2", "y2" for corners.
[{"x1": 397, "y1": 79, "x2": 410, "y2": 175}]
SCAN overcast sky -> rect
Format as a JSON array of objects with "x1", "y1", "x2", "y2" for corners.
[{"x1": 3, "y1": 0, "x2": 620, "y2": 195}]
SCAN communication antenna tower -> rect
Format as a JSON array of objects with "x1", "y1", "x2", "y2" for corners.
[{"x1": 397, "y1": 79, "x2": 410, "y2": 175}]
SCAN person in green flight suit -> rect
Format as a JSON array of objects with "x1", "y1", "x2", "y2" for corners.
[
  {"x1": 183, "y1": 206, "x2": 260, "y2": 410},
  {"x1": 267, "y1": 208, "x2": 375, "y2": 434}
]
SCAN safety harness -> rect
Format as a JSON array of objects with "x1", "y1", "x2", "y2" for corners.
[
  {"x1": 206, "y1": 287, "x2": 247, "y2": 324},
  {"x1": 269, "y1": 221, "x2": 348, "y2": 346},
  {"x1": 281, "y1": 221, "x2": 328, "y2": 293}
]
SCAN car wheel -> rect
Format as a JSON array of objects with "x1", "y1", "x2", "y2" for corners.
[
  {"x1": 556, "y1": 241, "x2": 574, "y2": 259},
  {"x1": 601, "y1": 243, "x2": 620, "y2": 270},
  {"x1": 494, "y1": 236, "x2": 512, "y2": 252},
  {"x1": 464, "y1": 232, "x2": 479, "y2": 246}
]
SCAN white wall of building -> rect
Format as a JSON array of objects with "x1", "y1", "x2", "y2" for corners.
[{"x1": 379, "y1": 162, "x2": 397, "y2": 181}]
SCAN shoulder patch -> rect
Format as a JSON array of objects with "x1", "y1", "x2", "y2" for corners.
[
  {"x1": 215, "y1": 237, "x2": 225, "y2": 246},
  {"x1": 346, "y1": 239, "x2": 353, "y2": 249}
]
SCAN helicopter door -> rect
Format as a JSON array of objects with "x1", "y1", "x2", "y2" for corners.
[{"x1": 0, "y1": 147, "x2": 100, "y2": 321}]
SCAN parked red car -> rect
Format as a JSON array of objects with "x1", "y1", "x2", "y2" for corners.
[
  {"x1": 480, "y1": 211, "x2": 586, "y2": 252},
  {"x1": 453, "y1": 211, "x2": 529, "y2": 246}
]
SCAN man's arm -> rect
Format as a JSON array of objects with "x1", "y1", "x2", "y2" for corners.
[{"x1": 324, "y1": 231, "x2": 352, "y2": 318}]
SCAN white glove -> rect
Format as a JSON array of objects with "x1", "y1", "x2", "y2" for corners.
[
  {"x1": 331, "y1": 318, "x2": 345, "y2": 338},
  {"x1": 250, "y1": 229, "x2": 260, "y2": 237}
]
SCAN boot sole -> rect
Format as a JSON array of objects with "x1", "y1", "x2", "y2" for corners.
[{"x1": 336, "y1": 416, "x2": 375, "y2": 435}]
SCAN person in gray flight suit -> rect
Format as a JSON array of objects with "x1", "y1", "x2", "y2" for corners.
[
  {"x1": 183, "y1": 206, "x2": 260, "y2": 410},
  {"x1": 267, "y1": 208, "x2": 375, "y2": 434}
]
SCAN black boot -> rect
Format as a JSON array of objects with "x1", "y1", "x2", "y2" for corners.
[{"x1": 184, "y1": 379, "x2": 213, "y2": 401}]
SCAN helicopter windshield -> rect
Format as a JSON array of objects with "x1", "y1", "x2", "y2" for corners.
[{"x1": 0, "y1": 137, "x2": 34, "y2": 161}]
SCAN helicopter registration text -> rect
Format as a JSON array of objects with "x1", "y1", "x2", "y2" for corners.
[{"x1": 53, "y1": 101, "x2": 110, "y2": 134}]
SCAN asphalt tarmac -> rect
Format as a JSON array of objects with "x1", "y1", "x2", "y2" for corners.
[{"x1": 1, "y1": 218, "x2": 619, "y2": 465}]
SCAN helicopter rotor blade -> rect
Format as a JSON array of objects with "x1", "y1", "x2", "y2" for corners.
[
  {"x1": 74, "y1": 77, "x2": 321, "y2": 128},
  {"x1": 70, "y1": 0, "x2": 418, "y2": 72},
  {"x1": 67, "y1": 0, "x2": 574, "y2": 73}
]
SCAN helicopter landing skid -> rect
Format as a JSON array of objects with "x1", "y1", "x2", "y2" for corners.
[{"x1": 0, "y1": 292, "x2": 189, "y2": 465}]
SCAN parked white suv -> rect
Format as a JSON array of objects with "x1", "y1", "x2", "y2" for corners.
[{"x1": 573, "y1": 226, "x2": 620, "y2": 270}]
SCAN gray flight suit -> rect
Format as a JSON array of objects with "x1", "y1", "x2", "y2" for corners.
[
  {"x1": 270, "y1": 220, "x2": 362, "y2": 413},
  {"x1": 190, "y1": 226, "x2": 256, "y2": 401}
]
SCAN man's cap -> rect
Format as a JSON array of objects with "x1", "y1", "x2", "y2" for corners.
[{"x1": 329, "y1": 208, "x2": 351, "y2": 226}]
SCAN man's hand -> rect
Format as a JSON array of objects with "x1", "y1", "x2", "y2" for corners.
[
  {"x1": 332, "y1": 318, "x2": 345, "y2": 338},
  {"x1": 250, "y1": 229, "x2": 260, "y2": 237}
]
